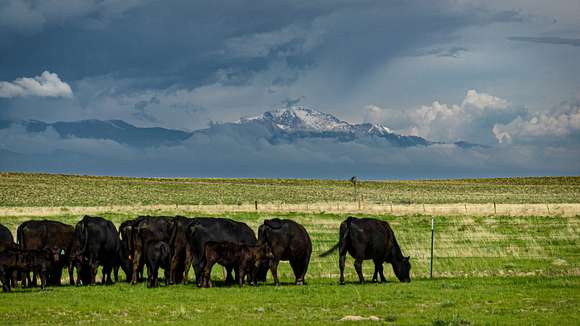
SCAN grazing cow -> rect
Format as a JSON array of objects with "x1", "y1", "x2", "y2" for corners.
[
  {"x1": 126, "y1": 216, "x2": 174, "y2": 284},
  {"x1": 201, "y1": 241, "x2": 273, "y2": 288},
  {"x1": 258, "y1": 218, "x2": 312, "y2": 286},
  {"x1": 187, "y1": 218, "x2": 260, "y2": 287},
  {"x1": 168, "y1": 216, "x2": 194, "y2": 284},
  {"x1": 0, "y1": 223, "x2": 16, "y2": 252},
  {"x1": 320, "y1": 217, "x2": 411, "y2": 284},
  {"x1": 17, "y1": 220, "x2": 74, "y2": 286},
  {"x1": 144, "y1": 241, "x2": 171, "y2": 288},
  {"x1": 70, "y1": 216, "x2": 120, "y2": 285}
]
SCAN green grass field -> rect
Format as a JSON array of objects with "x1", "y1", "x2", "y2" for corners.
[
  {"x1": 0, "y1": 173, "x2": 578, "y2": 324},
  {"x1": 1, "y1": 172, "x2": 580, "y2": 207},
  {"x1": 0, "y1": 211, "x2": 578, "y2": 324}
]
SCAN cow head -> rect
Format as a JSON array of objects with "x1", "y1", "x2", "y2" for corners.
[
  {"x1": 45, "y1": 247, "x2": 61, "y2": 264},
  {"x1": 393, "y1": 256, "x2": 411, "y2": 283}
]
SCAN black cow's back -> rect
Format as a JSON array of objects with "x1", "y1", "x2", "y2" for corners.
[{"x1": 0, "y1": 223, "x2": 15, "y2": 252}]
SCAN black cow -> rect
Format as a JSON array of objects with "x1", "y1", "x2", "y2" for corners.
[
  {"x1": 258, "y1": 218, "x2": 312, "y2": 286},
  {"x1": 70, "y1": 216, "x2": 120, "y2": 285},
  {"x1": 144, "y1": 241, "x2": 170, "y2": 288},
  {"x1": 187, "y1": 217, "x2": 260, "y2": 287},
  {"x1": 126, "y1": 216, "x2": 174, "y2": 284},
  {"x1": 168, "y1": 216, "x2": 194, "y2": 284},
  {"x1": 0, "y1": 223, "x2": 16, "y2": 252},
  {"x1": 201, "y1": 241, "x2": 273, "y2": 288},
  {"x1": 16, "y1": 220, "x2": 74, "y2": 286},
  {"x1": 320, "y1": 217, "x2": 411, "y2": 284}
]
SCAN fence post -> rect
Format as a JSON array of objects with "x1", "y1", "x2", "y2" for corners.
[
  {"x1": 254, "y1": 200, "x2": 258, "y2": 211},
  {"x1": 430, "y1": 216, "x2": 435, "y2": 279},
  {"x1": 494, "y1": 202, "x2": 497, "y2": 215}
]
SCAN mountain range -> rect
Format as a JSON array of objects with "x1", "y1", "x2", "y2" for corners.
[{"x1": 0, "y1": 106, "x2": 482, "y2": 149}]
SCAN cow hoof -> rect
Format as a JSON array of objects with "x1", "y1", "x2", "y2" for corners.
[
  {"x1": 339, "y1": 281, "x2": 345, "y2": 286},
  {"x1": 296, "y1": 281, "x2": 304, "y2": 286}
]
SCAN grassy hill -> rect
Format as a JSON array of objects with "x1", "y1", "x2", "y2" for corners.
[{"x1": 1, "y1": 172, "x2": 579, "y2": 207}]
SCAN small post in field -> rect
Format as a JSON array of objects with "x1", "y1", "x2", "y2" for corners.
[
  {"x1": 430, "y1": 216, "x2": 435, "y2": 279},
  {"x1": 494, "y1": 202, "x2": 497, "y2": 215},
  {"x1": 464, "y1": 203, "x2": 467, "y2": 214},
  {"x1": 546, "y1": 203, "x2": 550, "y2": 214},
  {"x1": 254, "y1": 200, "x2": 258, "y2": 211}
]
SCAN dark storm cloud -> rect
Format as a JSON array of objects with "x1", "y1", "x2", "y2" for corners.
[{"x1": 508, "y1": 36, "x2": 580, "y2": 47}]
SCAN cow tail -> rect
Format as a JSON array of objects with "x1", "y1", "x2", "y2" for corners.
[
  {"x1": 16, "y1": 225, "x2": 24, "y2": 248},
  {"x1": 79, "y1": 221, "x2": 88, "y2": 254},
  {"x1": 168, "y1": 220, "x2": 178, "y2": 258},
  {"x1": 319, "y1": 216, "x2": 354, "y2": 257},
  {"x1": 319, "y1": 242, "x2": 339, "y2": 257}
]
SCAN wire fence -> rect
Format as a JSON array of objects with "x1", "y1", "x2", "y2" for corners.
[{"x1": 298, "y1": 214, "x2": 580, "y2": 282}]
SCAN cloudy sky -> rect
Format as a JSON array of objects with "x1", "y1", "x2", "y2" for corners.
[{"x1": 0, "y1": 0, "x2": 579, "y2": 178}]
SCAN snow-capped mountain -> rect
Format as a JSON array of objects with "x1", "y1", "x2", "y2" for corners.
[
  {"x1": 239, "y1": 106, "x2": 352, "y2": 132},
  {"x1": 232, "y1": 106, "x2": 430, "y2": 147},
  {"x1": 0, "y1": 106, "x2": 482, "y2": 148}
]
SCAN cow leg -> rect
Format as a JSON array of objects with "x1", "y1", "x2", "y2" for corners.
[
  {"x1": 238, "y1": 269, "x2": 245, "y2": 287},
  {"x1": 290, "y1": 258, "x2": 308, "y2": 286},
  {"x1": 182, "y1": 248, "x2": 193, "y2": 285},
  {"x1": 225, "y1": 266, "x2": 234, "y2": 285},
  {"x1": 90, "y1": 260, "x2": 98, "y2": 285},
  {"x1": 113, "y1": 264, "x2": 119, "y2": 283},
  {"x1": 103, "y1": 264, "x2": 113, "y2": 285},
  {"x1": 270, "y1": 259, "x2": 280, "y2": 286},
  {"x1": 169, "y1": 253, "x2": 179, "y2": 285},
  {"x1": 338, "y1": 254, "x2": 347, "y2": 285},
  {"x1": 131, "y1": 251, "x2": 142, "y2": 285},
  {"x1": 68, "y1": 262, "x2": 75, "y2": 285},
  {"x1": 39, "y1": 270, "x2": 47, "y2": 290},
  {"x1": 378, "y1": 262, "x2": 387, "y2": 283},
  {"x1": 201, "y1": 262, "x2": 213, "y2": 288},
  {"x1": 164, "y1": 268, "x2": 170, "y2": 286},
  {"x1": 1, "y1": 271, "x2": 11, "y2": 292},
  {"x1": 192, "y1": 256, "x2": 203, "y2": 287},
  {"x1": 354, "y1": 259, "x2": 364, "y2": 284},
  {"x1": 372, "y1": 261, "x2": 379, "y2": 283}
]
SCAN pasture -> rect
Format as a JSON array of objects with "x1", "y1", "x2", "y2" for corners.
[{"x1": 0, "y1": 173, "x2": 579, "y2": 324}]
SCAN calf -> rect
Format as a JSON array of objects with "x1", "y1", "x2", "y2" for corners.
[
  {"x1": 144, "y1": 241, "x2": 170, "y2": 288},
  {"x1": 201, "y1": 241, "x2": 273, "y2": 288},
  {"x1": 0, "y1": 249, "x2": 24, "y2": 292},
  {"x1": 20, "y1": 248, "x2": 61, "y2": 289}
]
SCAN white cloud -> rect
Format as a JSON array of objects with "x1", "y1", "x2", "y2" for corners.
[
  {"x1": 399, "y1": 89, "x2": 513, "y2": 143},
  {"x1": 0, "y1": 71, "x2": 73, "y2": 98},
  {"x1": 493, "y1": 101, "x2": 580, "y2": 143},
  {"x1": 462, "y1": 89, "x2": 509, "y2": 109}
]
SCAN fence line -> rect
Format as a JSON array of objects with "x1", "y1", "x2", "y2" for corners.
[{"x1": 1, "y1": 202, "x2": 579, "y2": 217}]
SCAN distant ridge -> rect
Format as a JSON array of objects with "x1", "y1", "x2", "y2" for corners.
[{"x1": 0, "y1": 106, "x2": 483, "y2": 149}]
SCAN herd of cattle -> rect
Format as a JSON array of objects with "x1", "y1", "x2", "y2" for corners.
[{"x1": 0, "y1": 216, "x2": 411, "y2": 292}]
